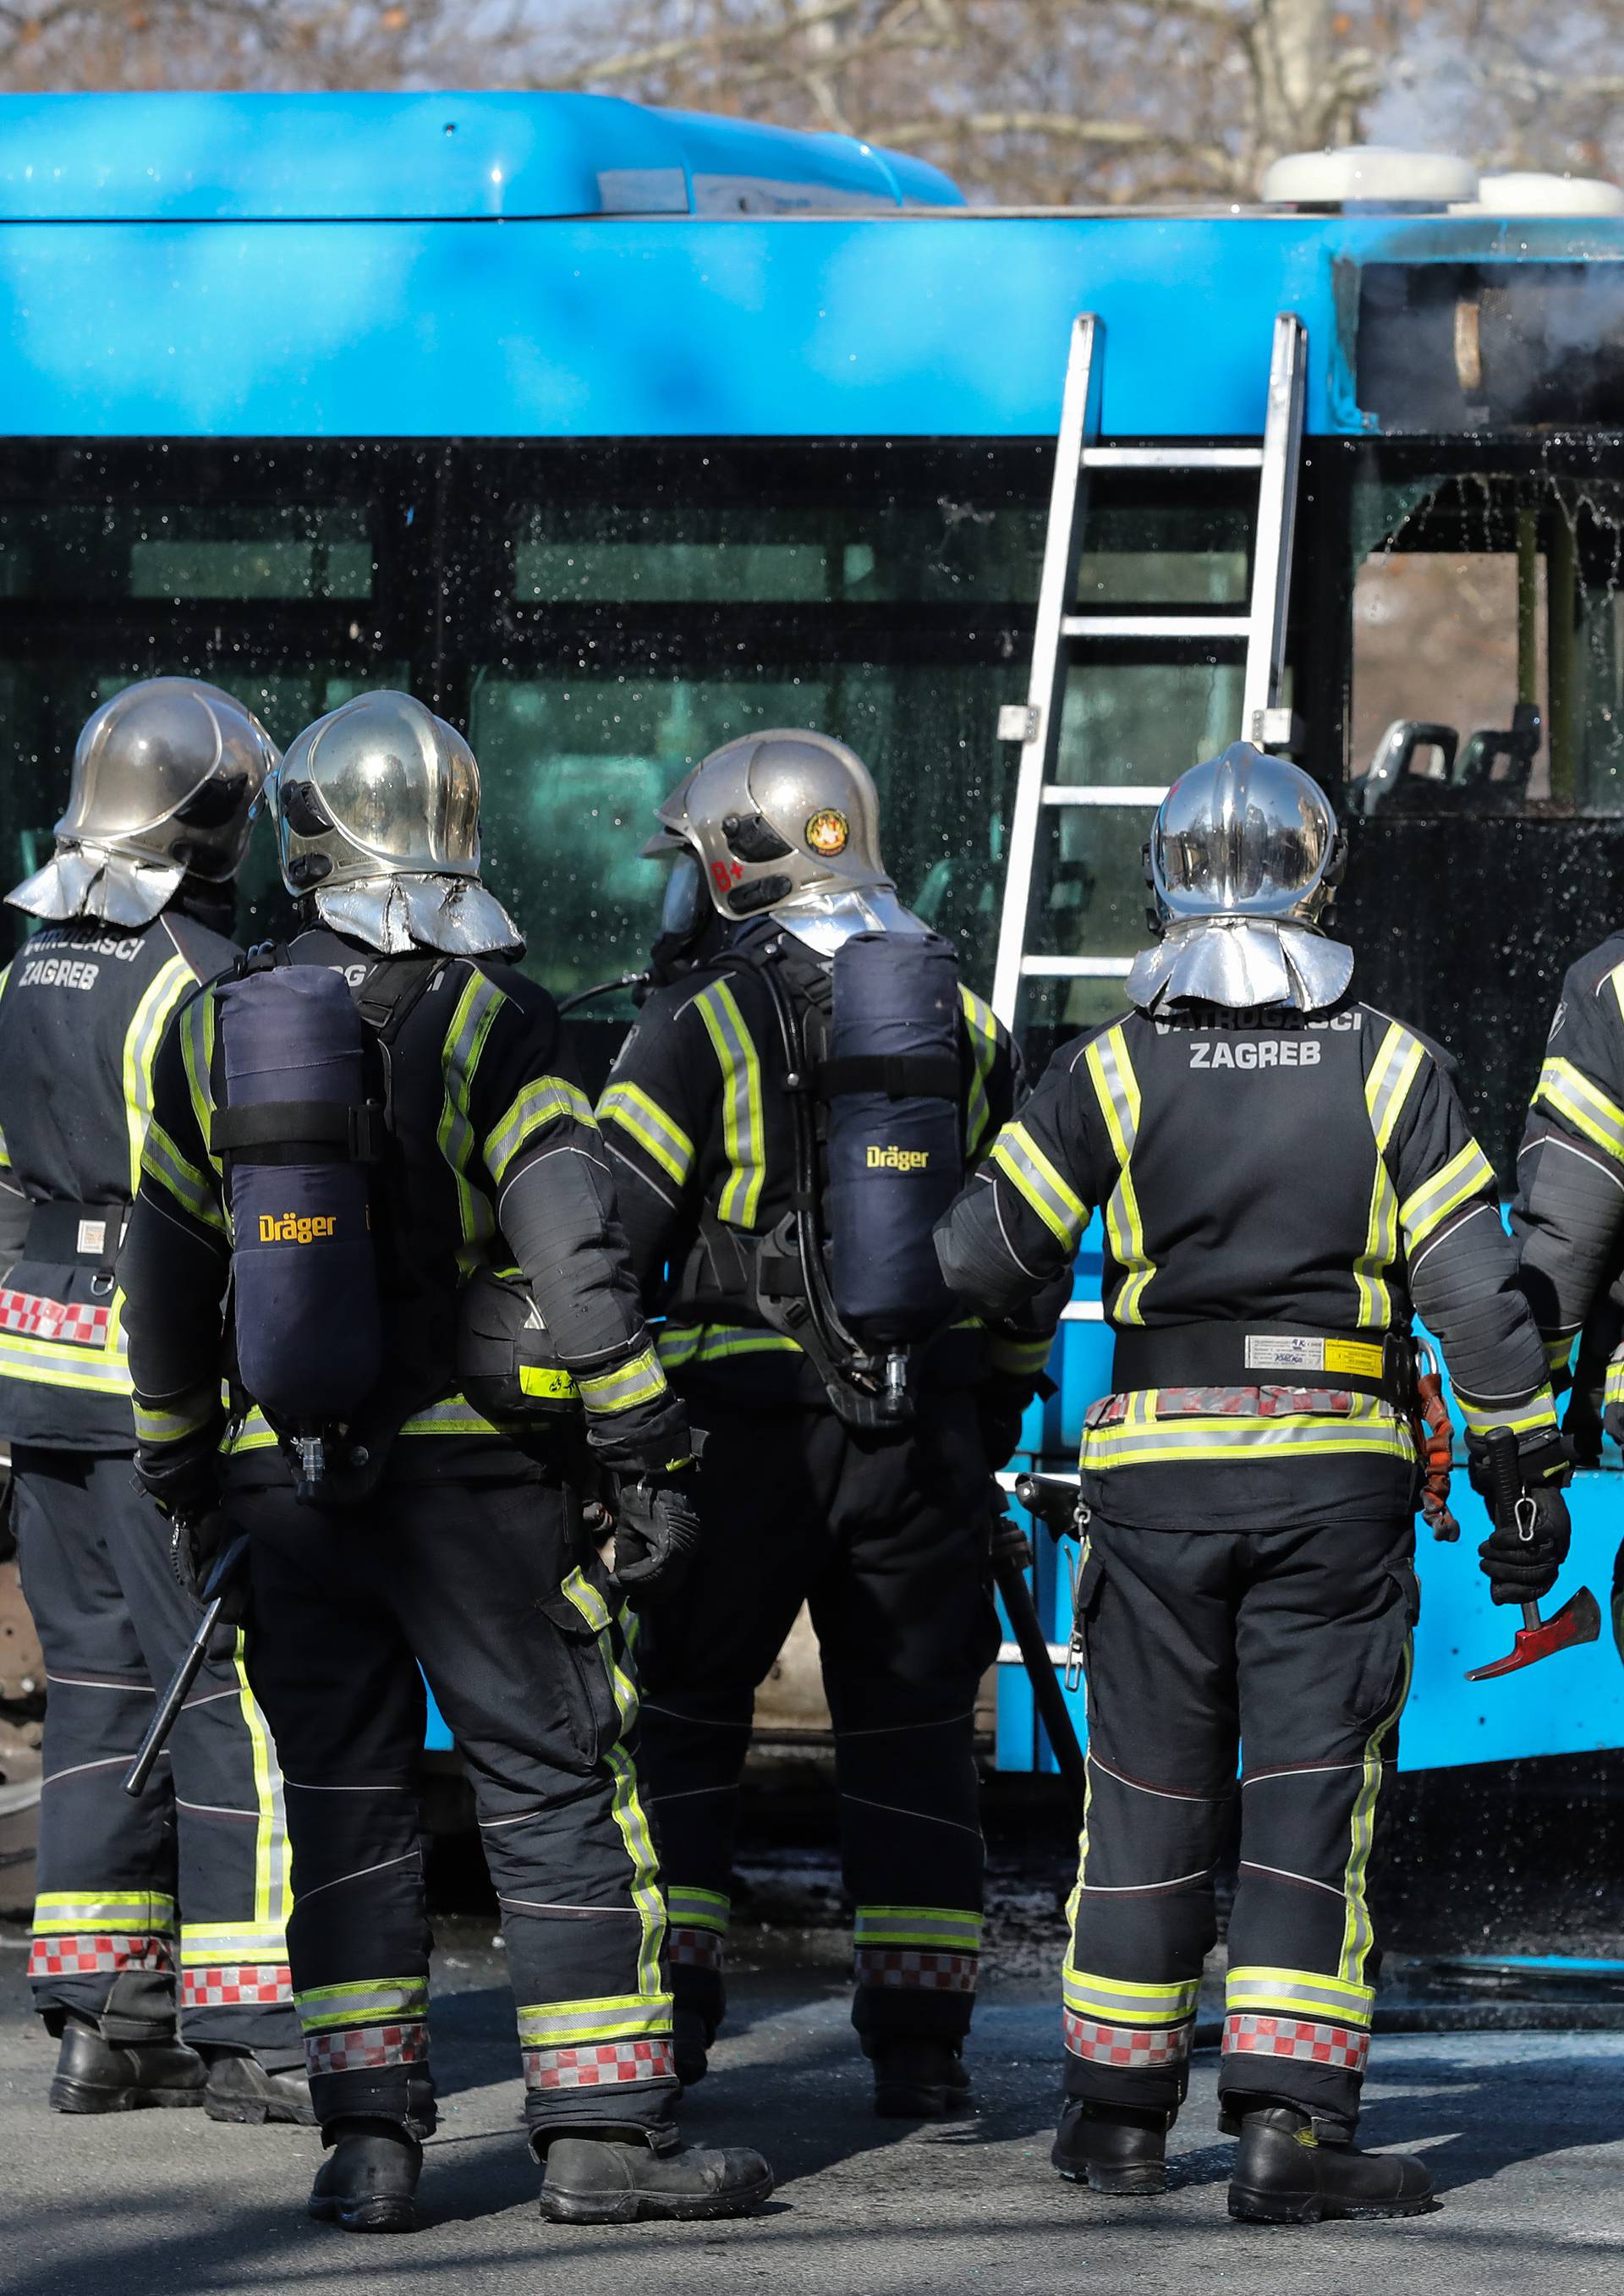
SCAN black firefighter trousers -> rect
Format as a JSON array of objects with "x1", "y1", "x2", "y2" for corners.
[
  {"x1": 633, "y1": 1390, "x2": 1000, "y2": 2052},
  {"x1": 14, "y1": 1446, "x2": 299, "y2": 2053},
  {"x1": 233, "y1": 1475, "x2": 680, "y2": 2148},
  {"x1": 1062, "y1": 1513, "x2": 1417, "y2": 2138}
]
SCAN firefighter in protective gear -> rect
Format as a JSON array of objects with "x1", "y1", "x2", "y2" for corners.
[
  {"x1": 1509, "y1": 929, "x2": 1624, "y2": 1582},
  {"x1": 601, "y1": 729, "x2": 1042, "y2": 2121},
  {"x1": 118, "y1": 691, "x2": 771, "y2": 2234},
  {"x1": 935, "y1": 744, "x2": 1566, "y2": 2223},
  {"x1": 0, "y1": 678, "x2": 309, "y2": 2122}
]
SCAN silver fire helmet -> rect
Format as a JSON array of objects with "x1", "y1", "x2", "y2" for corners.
[
  {"x1": 1126, "y1": 743, "x2": 1353, "y2": 1014},
  {"x1": 269, "y1": 690, "x2": 521, "y2": 958},
  {"x1": 645, "y1": 729, "x2": 924, "y2": 951},
  {"x1": 8, "y1": 678, "x2": 277, "y2": 928}
]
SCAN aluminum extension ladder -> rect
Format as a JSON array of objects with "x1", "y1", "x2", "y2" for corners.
[{"x1": 990, "y1": 310, "x2": 1309, "y2": 1026}]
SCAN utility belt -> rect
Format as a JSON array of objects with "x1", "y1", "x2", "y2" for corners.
[
  {"x1": 1111, "y1": 1322, "x2": 1413, "y2": 1409},
  {"x1": 24, "y1": 1199, "x2": 127, "y2": 1274}
]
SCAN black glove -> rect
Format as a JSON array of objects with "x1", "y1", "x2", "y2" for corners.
[
  {"x1": 609, "y1": 1467, "x2": 701, "y2": 1604},
  {"x1": 167, "y1": 1508, "x2": 249, "y2": 1623},
  {"x1": 977, "y1": 1376, "x2": 1031, "y2": 1475},
  {"x1": 134, "y1": 1430, "x2": 222, "y2": 1526},
  {"x1": 1478, "y1": 1487, "x2": 1572, "y2": 1607}
]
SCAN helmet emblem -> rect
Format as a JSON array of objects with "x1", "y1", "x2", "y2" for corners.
[{"x1": 805, "y1": 808, "x2": 850, "y2": 858}]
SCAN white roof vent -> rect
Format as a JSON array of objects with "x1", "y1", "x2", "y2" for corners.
[
  {"x1": 1261, "y1": 146, "x2": 1479, "y2": 211},
  {"x1": 1470, "y1": 170, "x2": 1624, "y2": 217}
]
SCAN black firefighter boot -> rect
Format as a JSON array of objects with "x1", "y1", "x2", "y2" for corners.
[
  {"x1": 868, "y1": 2037, "x2": 974, "y2": 2119},
  {"x1": 1051, "y1": 2099, "x2": 1168, "y2": 2194},
  {"x1": 1227, "y1": 2104, "x2": 1434, "y2": 2224},
  {"x1": 49, "y1": 2012, "x2": 207, "y2": 2113},
  {"x1": 308, "y1": 2118, "x2": 423, "y2": 2235},
  {"x1": 537, "y1": 2128, "x2": 775, "y2": 2225},
  {"x1": 200, "y1": 2044, "x2": 317, "y2": 2126}
]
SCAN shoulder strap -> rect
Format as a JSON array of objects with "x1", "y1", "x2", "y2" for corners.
[{"x1": 354, "y1": 955, "x2": 448, "y2": 1044}]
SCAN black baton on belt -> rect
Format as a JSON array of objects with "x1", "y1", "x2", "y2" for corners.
[{"x1": 123, "y1": 1534, "x2": 250, "y2": 1798}]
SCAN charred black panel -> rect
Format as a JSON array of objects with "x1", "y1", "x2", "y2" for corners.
[
  {"x1": 1340, "y1": 815, "x2": 1624, "y2": 1175},
  {"x1": 1359, "y1": 262, "x2": 1624, "y2": 431}
]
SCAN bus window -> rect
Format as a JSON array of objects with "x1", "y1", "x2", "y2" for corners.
[
  {"x1": 463, "y1": 441, "x2": 1049, "y2": 1011},
  {"x1": 1347, "y1": 464, "x2": 1624, "y2": 818}
]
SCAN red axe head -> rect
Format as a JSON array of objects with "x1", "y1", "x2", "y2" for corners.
[{"x1": 1465, "y1": 1586, "x2": 1602, "y2": 1683}]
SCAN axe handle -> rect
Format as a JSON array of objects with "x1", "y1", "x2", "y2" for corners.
[{"x1": 992, "y1": 1547, "x2": 1090, "y2": 1827}]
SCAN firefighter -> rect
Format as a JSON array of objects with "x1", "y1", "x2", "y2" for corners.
[
  {"x1": 1509, "y1": 928, "x2": 1624, "y2": 1465},
  {"x1": 0, "y1": 679, "x2": 307, "y2": 2121},
  {"x1": 935, "y1": 744, "x2": 1567, "y2": 2223},
  {"x1": 600, "y1": 730, "x2": 1045, "y2": 2119},
  {"x1": 118, "y1": 690, "x2": 771, "y2": 2234}
]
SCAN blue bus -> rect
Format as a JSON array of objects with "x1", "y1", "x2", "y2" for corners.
[{"x1": 0, "y1": 95, "x2": 1619, "y2": 1782}]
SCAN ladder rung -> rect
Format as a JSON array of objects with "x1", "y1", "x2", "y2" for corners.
[
  {"x1": 1019, "y1": 955, "x2": 1133, "y2": 978},
  {"x1": 1081, "y1": 446, "x2": 1263, "y2": 470},
  {"x1": 1062, "y1": 614, "x2": 1248, "y2": 642},
  {"x1": 1041, "y1": 784, "x2": 1167, "y2": 807},
  {"x1": 996, "y1": 1642, "x2": 1071, "y2": 1667}
]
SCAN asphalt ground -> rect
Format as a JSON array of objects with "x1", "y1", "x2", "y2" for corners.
[{"x1": 3, "y1": 1913, "x2": 1624, "y2": 2296}]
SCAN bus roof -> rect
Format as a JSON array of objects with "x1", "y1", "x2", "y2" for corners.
[{"x1": 0, "y1": 91, "x2": 962, "y2": 221}]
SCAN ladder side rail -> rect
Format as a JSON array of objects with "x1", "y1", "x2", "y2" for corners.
[
  {"x1": 1242, "y1": 310, "x2": 1308, "y2": 747},
  {"x1": 990, "y1": 312, "x2": 1103, "y2": 1026}
]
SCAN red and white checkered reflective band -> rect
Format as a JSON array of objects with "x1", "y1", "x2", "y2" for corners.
[
  {"x1": 524, "y1": 2038, "x2": 677, "y2": 2091},
  {"x1": 1224, "y1": 2013, "x2": 1370, "y2": 2072},
  {"x1": 669, "y1": 1926, "x2": 723, "y2": 1972},
  {"x1": 182, "y1": 1965, "x2": 293, "y2": 2009},
  {"x1": 1062, "y1": 2010, "x2": 1193, "y2": 2069},
  {"x1": 305, "y1": 2022, "x2": 430, "y2": 2077},
  {"x1": 0, "y1": 1288, "x2": 111, "y2": 1346},
  {"x1": 853, "y1": 1947, "x2": 979, "y2": 1994},
  {"x1": 28, "y1": 1933, "x2": 174, "y2": 1980}
]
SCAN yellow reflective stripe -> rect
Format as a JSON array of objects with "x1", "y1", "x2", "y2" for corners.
[
  {"x1": 0, "y1": 1120, "x2": 8, "y2": 1171},
  {"x1": 694, "y1": 980, "x2": 765, "y2": 1227},
  {"x1": 179, "y1": 1922, "x2": 288, "y2": 1964},
  {"x1": 0, "y1": 1329, "x2": 133, "y2": 1393},
  {"x1": 134, "y1": 1381, "x2": 217, "y2": 1446},
  {"x1": 1082, "y1": 1392, "x2": 1414, "y2": 1471},
  {"x1": 657, "y1": 1322, "x2": 802, "y2": 1368},
  {"x1": 438, "y1": 969, "x2": 505, "y2": 1247},
  {"x1": 1339, "y1": 1634, "x2": 1411, "y2": 1989},
  {"x1": 987, "y1": 1331, "x2": 1055, "y2": 1377},
  {"x1": 1084, "y1": 1025, "x2": 1154, "y2": 1323},
  {"x1": 1062, "y1": 1967, "x2": 1200, "y2": 2026},
  {"x1": 599, "y1": 1081, "x2": 696, "y2": 1188},
  {"x1": 179, "y1": 990, "x2": 219, "y2": 1179},
  {"x1": 1546, "y1": 1333, "x2": 1577, "y2": 1376},
  {"x1": 1365, "y1": 1020, "x2": 1427, "y2": 1153},
  {"x1": 1356, "y1": 1022, "x2": 1426, "y2": 1325},
  {"x1": 959, "y1": 986, "x2": 999, "y2": 1157},
  {"x1": 561, "y1": 1565, "x2": 613, "y2": 1637},
  {"x1": 142, "y1": 1118, "x2": 226, "y2": 1233},
  {"x1": 35, "y1": 1889, "x2": 175, "y2": 1931},
  {"x1": 1226, "y1": 1964, "x2": 1376, "y2": 2024},
  {"x1": 575, "y1": 1343, "x2": 667, "y2": 1417},
  {"x1": 222, "y1": 1397, "x2": 520, "y2": 1449},
  {"x1": 564, "y1": 1585, "x2": 667, "y2": 2002},
  {"x1": 853, "y1": 1905, "x2": 984, "y2": 1951},
  {"x1": 483, "y1": 1075, "x2": 597, "y2": 1184},
  {"x1": 519, "y1": 1363, "x2": 578, "y2": 1400},
  {"x1": 516, "y1": 1994, "x2": 672, "y2": 2048},
  {"x1": 668, "y1": 1887, "x2": 731, "y2": 1933},
  {"x1": 296, "y1": 1977, "x2": 429, "y2": 2031},
  {"x1": 1454, "y1": 1388, "x2": 1559, "y2": 1439},
  {"x1": 123, "y1": 953, "x2": 195, "y2": 1200},
  {"x1": 989, "y1": 1121, "x2": 1086, "y2": 1249},
  {"x1": 1400, "y1": 1139, "x2": 1496, "y2": 1247},
  {"x1": 1535, "y1": 1055, "x2": 1624, "y2": 1166},
  {"x1": 233, "y1": 1639, "x2": 291, "y2": 1934}
]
